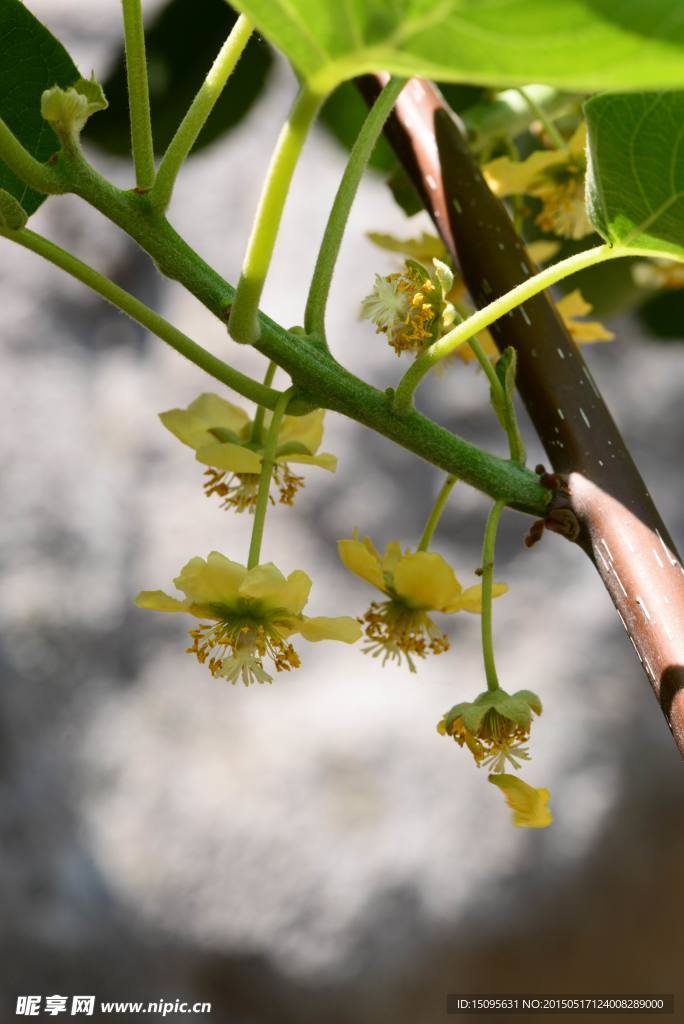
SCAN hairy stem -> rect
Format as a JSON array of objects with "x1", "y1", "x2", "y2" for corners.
[
  {"x1": 121, "y1": 0, "x2": 156, "y2": 190},
  {"x1": 304, "y1": 77, "x2": 405, "y2": 339},
  {"x1": 248, "y1": 388, "x2": 296, "y2": 568},
  {"x1": 151, "y1": 14, "x2": 252, "y2": 212},
  {"x1": 393, "y1": 244, "x2": 617, "y2": 414},
  {"x1": 0, "y1": 119, "x2": 65, "y2": 196},
  {"x1": 229, "y1": 87, "x2": 321, "y2": 344},
  {"x1": 0, "y1": 226, "x2": 282, "y2": 409},
  {"x1": 463, "y1": 85, "x2": 578, "y2": 152},
  {"x1": 250, "y1": 360, "x2": 279, "y2": 443},
  {"x1": 481, "y1": 500, "x2": 505, "y2": 693},
  {"x1": 417, "y1": 475, "x2": 457, "y2": 551}
]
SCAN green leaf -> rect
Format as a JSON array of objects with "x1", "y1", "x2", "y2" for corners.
[
  {"x1": 86, "y1": 0, "x2": 272, "y2": 158},
  {"x1": 229, "y1": 0, "x2": 684, "y2": 96},
  {"x1": 0, "y1": 0, "x2": 79, "y2": 215},
  {"x1": 0, "y1": 186, "x2": 27, "y2": 229},
  {"x1": 585, "y1": 91, "x2": 684, "y2": 260}
]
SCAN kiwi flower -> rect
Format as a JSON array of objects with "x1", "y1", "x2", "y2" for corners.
[
  {"x1": 489, "y1": 774, "x2": 553, "y2": 829},
  {"x1": 338, "y1": 535, "x2": 507, "y2": 672},
  {"x1": 484, "y1": 124, "x2": 592, "y2": 239},
  {"x1": 135, "y1": 552, "x2": 360, "y2": 685},
  {"x1": 360, "y1": 258, "x2": 455, "y2": 356},
  {"x1": 159, "y1": 393, "x2": 336, "y2": 512},
  {"x1": 438, "y1": 687, "x2": 542, "y2": 772}
]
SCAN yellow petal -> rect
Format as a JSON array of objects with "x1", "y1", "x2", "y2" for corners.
[
  {"x1": 483, "y1": 148, "x2": 564, "y2": 197},
  {"x1": 298, "y1": 615, "x2": 362, "y2": 643},
  {"x1": 367, "y1": 230, "x2": 448, "y2": 263},
  {"x1": 381, "y1": 540, "x2": 403, "y2": 576},
  {"x1": 275, "y1": 569, "x2": 313, "y2": 614},
  {"x1": 453, "y1": 582, "x2": 508, "y2": 614},
  {"x1": 195, "y1": 441, "x2": 263, "y2": 473},
  {"x1": 489, "y1": 774, "x2": 553, "y2": 829},
  {"x1": 134, "y1": 589, "x2": 188, "y2": 613},
  {"x1": 238, "y1": 561, "x2": 288, "y2": 600},
  {"x1": 392, "y1": 551, "x2": 462, "y2": 612},
  {"x1": 174, "y1": 552, "x2": 246, "y2": 603},
  {"x1": 276, "y1": 409, "x2": 325, "y2": 454},
  {"x1": 276, "y1": 451, "x2": 337, "y2": 472},
  {"x1": 557, "y1": 289, "x2": 615, "y2": 344},
  {"x1": 188, "y1": 393, "x2": 250, "y2": 434},
  {"x1": 566, "y1": 121, "x2": 587, "y2": 158},
  {"x1": 527, "y1": 239, "x2": 561, "y2": 265},
  {"x1": 159, "y1": 409, "x2": 214, "y2": 451},
  {"x1": 337, "y1": 538, "x2": 386, "y2": 592}
]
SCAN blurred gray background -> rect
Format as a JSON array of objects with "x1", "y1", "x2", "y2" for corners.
[{"x1": 0, "y1": 2, "x2": 682, "y2": 1020}]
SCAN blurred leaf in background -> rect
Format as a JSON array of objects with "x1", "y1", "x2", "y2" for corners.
[{"x1": 85, "y1": 0, "x2": 272, "y2": 158}]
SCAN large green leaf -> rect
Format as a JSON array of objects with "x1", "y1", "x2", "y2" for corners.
[
  {"x1": 86, "y1": 0, "x2": 272, "y2": 158},
  {"x1": 229, "y1": 0, "x2": 684, "y2": 96},
  {"x1": 0, "y1": 0, "x2": 79, "y2": 214},
  {"x1": 585, "y1": 92, "x2": 684, "y2": 260}
]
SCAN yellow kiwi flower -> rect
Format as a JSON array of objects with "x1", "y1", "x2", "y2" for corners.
[
  {"x1": 159, "y1": 393, "x2": 336, "y2": 512},
  {"x1": 135, "y1": 552, "x2": 360, "y2": 685},
  {"x1": 489, "y1": 773, "x2": 553, "y2": 829},
  {"x1": 484, "y1": 124, "x2": 592, "y2": 239},
  {"x1": 338, "y1": 535, "x2": 507, "y2": 671},
  {"x1": 360, "y1": 258, "x2": 455, "y2": 356}
]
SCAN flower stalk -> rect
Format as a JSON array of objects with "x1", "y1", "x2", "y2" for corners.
[
  {"x1": 481, "y1": 500, "x2": 505, "y2": 693},
  {"x1": 121, "y1": 0, "x2": 156, "y2": 190},
  {"x1": 248, "y1": 387, "x2": 297, "y2": 568},
  {"x1": 417, "y1": 476, "x2": 457, "y2": 552}
]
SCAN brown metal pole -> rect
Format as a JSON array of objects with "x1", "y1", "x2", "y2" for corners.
[{"x1": 358, "y1": 76, "x2": 684, "y2": 756}]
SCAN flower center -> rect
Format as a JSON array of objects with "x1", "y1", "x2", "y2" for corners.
[
  {"x1": 202, "y1": 465, "x2": 305, "y2": 512},
  {"x1": 186, "y1": 618, "x2": 301, "y2": 684},
  {"x1": 360, "y1": 599, "x2": 449, "y2": 672}
]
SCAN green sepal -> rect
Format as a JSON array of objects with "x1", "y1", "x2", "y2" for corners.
[
  {"x1": 275, "y1": 440, "x2": 313, "y2": 458},
  {"x1": 207, "y1": 426, "x2": 242, "y2": 444},
  {"x1": 41, "y1": 76, "x2": 108, "y2": 142}
]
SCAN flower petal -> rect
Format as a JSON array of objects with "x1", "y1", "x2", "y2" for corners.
[
  {"x1": 337, "y1": 538, "x2": 385, "y2": 592},
  {"x1": 195, "y1": 441, "x2": 263, "y2": 473},
  {"x1": 483, "y1": 148, "x2": 564, "y2": 197},
  {"x1": 276, "y1": 409, "x2": 325, "y2": 454},
  {"x1": 174, "y1": 552, "x2": 246, "y2": 603},
  {"x1": 454, "y1": 581, "x2": 508, "y2": 614},
  {"x1": 188, "y1": 393, "x2": 250, "y2": 434},
  {"x1": 276, "y1": 451, "x2": 337, "y2": 472},
  {"x1": 298, "y1": 615, "x2": 362, "y2": 643},
  {"x1": 236, "y1": 565, "x2": 286, "y2": 602},
  {"x1": 134, "y1": 589, "x2": 188, "y2": 613},
  {"x1": 275, "y1": 569, "x2": 313, "y2": 614},
  {"x1": 159, "y1": 409, "x2": 214, "y2": 451},
  {"x1": 488, "y1": 774, "x2": 553, "y2": 829},
  {"x1": 381, "y1": 540, "x2": 403, "y2": 576},
  {"x1": 392, "y1": 551, "x2": 462, "y2": 612}
]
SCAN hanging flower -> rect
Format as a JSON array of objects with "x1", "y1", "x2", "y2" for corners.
[
  {"x1": 360, "y1": 258, "x2": 455, "y2": 356},
  {"x1": 488, "y1": 773, "x2": 553, "y2": 829},
  {"x1": 338, "y1": 535, "x2": 507, "y2": 671},
  {"x1": 484, "y1": 124, "x2": 593, "y2": 239},
  {"x1": 159, "y1": 393, "x2": 336, "y2": 512},
  {"x1": 135, "y1": 552, "x2": 360, "y2": 685},
  {"x1": 438, "y1": 687, "x2": 542, "y2": 772}
]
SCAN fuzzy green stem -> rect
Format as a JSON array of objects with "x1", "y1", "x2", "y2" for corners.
[
  {"x1": 417, "y1": 476, "x2": 457, "y2": 551},
  {"x1": 248, "y1": 387, "x2": 296, "y2": 568},
  {"x1": 516, "y1": 87, "x2": 566, "y2": 149},
  {"x1": 0, "y1": 118, "x2": 66, "y2": 195},
  {"x1": 250, "y1": 360, "x2": 279, "y2": 443},
  {"x1": 393, "y1": 243, "x2": 616, "y2": 414},
  {"x1": 229, "y1": 87, "x2": 321, "y2": 344},
  {"x1": 151, "y1": 15, "x2": 252, "y2": 212},
  {"x1": 0, "y1": 225, "x2": 283, "y2": 409},
  {"x1": 121, "y1": 0, "x2": 156, "y2": 190},
  {"x1": 481, "y1": 500, "x2": 505, "y2": 693},
  {"x1": 304, "y1": 77, "x2": 405, "y2": 339}
]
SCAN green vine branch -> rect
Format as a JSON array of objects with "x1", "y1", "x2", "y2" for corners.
[{"x1": 121, "y1": 0, "x2": 156, "y2": 190}]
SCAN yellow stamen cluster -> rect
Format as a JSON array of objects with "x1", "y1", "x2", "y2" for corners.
[
  {"x1": 361, "y1": 599, "x2": 450, "y2": 671},
  {"x1": 202, "y1": 465, "x2": 305, "y2": 512},
  {"x1": 439, "y1": 708, "x2": 531, "y2": 773},
  {"x1": 361, "y1": 265, "x2": 439, "y2": 356},
  {"x1": 534, "y1": 175, "x2": 592, "y2": 240},
  {"x1": 187, "y1": 619, "x2": 300, "y2": 684}
]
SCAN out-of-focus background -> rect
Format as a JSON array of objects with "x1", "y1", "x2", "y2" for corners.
[{"x1": 1, "y1": 2, "x2": 682, "y2": 1021}]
